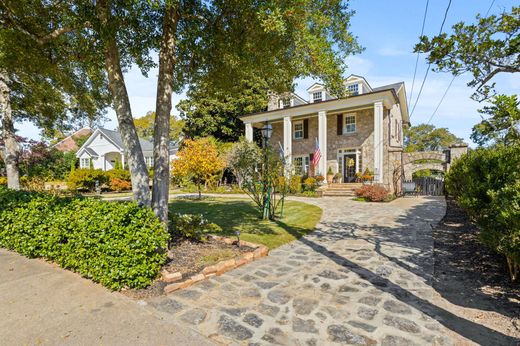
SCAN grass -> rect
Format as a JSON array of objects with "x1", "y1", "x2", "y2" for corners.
[{"x1": 169, "y1": 197, "x2": 322, "y2": 249}]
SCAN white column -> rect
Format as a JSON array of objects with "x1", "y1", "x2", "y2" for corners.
[
  {"x1": 245, "y1": 123, "x2": 253, "y2": 142},
  {"x1": 121, "y1": 153, "x2": 125, "y2": 169},
  {"x1": 374, "y1": 101, "x2": 384, "y2": 183},
  {"x1": 283, "y1": 116, "x2": 292, "y2": 166},
  {"x1": 318, "y1": 111, "x2": 328, "y2": 176}
]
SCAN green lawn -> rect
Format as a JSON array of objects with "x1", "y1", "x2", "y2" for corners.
[{"x1": 169, "y1": 197, "x2": 322, "y2": 249}]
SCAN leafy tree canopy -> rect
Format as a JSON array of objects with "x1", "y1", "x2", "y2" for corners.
[
  {"x1": 178, "y1": 78, "x2": 269, "y2": 142},
  {"x1": 471, "y1": 94, "x2": 520, "y2": 146},
  {"x1": 415, "y1": 6, "x2": 519, "y2": 101},
  {"x1": 404, "y1": 123, "x2": 462, "y2": 152},
  {"x1": 133, "y1": 111, "x2": 184, "y2": 142}
]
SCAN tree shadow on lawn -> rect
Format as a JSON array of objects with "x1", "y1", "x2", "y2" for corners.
[{"x1": 304, "y1": 196, "x2": 518, "y2": 345}]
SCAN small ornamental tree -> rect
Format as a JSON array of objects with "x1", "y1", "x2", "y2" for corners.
[{"x1": 171, "y1": 138, "x2": 225, "y2": 198}]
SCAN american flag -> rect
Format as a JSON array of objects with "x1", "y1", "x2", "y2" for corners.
[{"x1": 311, "y1": 138, "x2": 321, "y2": 168}]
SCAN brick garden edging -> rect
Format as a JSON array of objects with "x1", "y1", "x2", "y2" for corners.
[{"x1": 162, "y1": 236, "x2": 269, "y2": 294}]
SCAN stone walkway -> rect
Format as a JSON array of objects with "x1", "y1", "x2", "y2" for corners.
[{"x1": 142, "y1": 195, "x2": 514, "y2": 345}]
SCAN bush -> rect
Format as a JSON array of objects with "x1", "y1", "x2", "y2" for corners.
[
  {"x1": 109, "y1": 178, "x2": 132, "y2": 192},
  {"x1": 68, "y1": 168, "x2": 108, "y2": 192},
  {"x1": 169, "y1": 213, "x2": 222, "y2": 242},
  {"x1": 303, "y1": 177, "x2": 318, "y2": 192},
  {"x1": 445, "y1": 145, "x2": 520, "y2": 281},
  {"x1": 0, "y1": 187, "x2": 168, "y2": 290},
  {"x1": 106, "y1": 169, "x2": 131, "y2": 182},
  {"x1": 289, "y1": 175, "x2": 302, "y2": 194},
  {"x1": 0, "y1": 177, "x2": 7, "y2": 186},
  {"x1": 355, "y1": 185, "x2": 391, "y2": 202},
  {"x1": 315, "y1": 175, "x2": 325, "y2": 183}
]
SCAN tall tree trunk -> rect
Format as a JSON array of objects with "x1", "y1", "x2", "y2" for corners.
[
  {"x1": 152, "y1": 7, "x2": 179, "y2": 223},
  {"x1": 97, "y1": 0, "x2": 150, "y2": 206},
  {"x1": 0, "y1": 71, "x2": 20, "y2": 190}
]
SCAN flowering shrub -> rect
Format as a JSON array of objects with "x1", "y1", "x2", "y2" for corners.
[
  {"x1": 67, "y1": 168, "x2": 108, "y2": 192},
  {"x1": 303, "y1": 177, "x2": 318, "y2": 192},
  {"x1": 0, "y1": 177, "x2": 7, "y2": 186},
  {"x1": 355, "y1": 185, "x2": 390, "y2": 202},
  {"x1": 315, "y1": 175, "x2": 325, "y2": 183},
  {"x1": 289, "y1": 175, "x2": 302, "y2": 193},
  {"x1": 169, "y1": 213, "x2": 222, "y2": 242}
]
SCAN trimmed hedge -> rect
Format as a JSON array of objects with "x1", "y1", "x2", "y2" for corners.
[
  {"x1": 445, "y1": 145, "x2": 520, "y2": 281},
  {"x1": 0, "y1": 187, "x2": 169, "y2": 289}
]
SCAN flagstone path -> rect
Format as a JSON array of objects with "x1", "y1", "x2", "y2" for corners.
[{"x1": 142, "y1": 196, "x2": 517, "y2": 345}]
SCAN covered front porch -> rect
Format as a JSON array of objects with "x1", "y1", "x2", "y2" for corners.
[{"x1": 243, "y1": 95, "x2": 390, "y2": 184}]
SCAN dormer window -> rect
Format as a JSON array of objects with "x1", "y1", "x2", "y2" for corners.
[
  {"x1": 281, "y1": 98, "x2": 291, "y2": 108},
  {"x1": 348, "y1": 84, "x2": 359, "y2": 96},
  {"x1": 312, "y1": 91, "x2": 323, "y2": 103}
]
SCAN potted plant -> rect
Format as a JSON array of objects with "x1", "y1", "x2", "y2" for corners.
[
  {"x1": 326, "y1": 167, "x2": 334, "y2": 184},
  {"x1": 333, "y1": 172, "x2": 342, "y2": 183}
]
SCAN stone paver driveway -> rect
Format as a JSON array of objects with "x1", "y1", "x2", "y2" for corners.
[{"x1": 143, "y1": 196, "x2": 514, "y2": 346}]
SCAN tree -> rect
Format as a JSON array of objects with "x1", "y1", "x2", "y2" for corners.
[
  {"x1": 415, "y1": 6, "x2": 519, "y2": 101},
  {"x1": 404, "y1": 124, "x2": 462, "y2": 152},
  {"x1": 171, "y1": 138, "x2": 225, "y2": 198},
  {"x1": 178, "y1": 78, "x2": 268, "y2": 142},
  {"x1": 133, "y1": 111, "x2": 184, "y2": 142},
  {"x1": 471, "y1": 94, "x2": 520, "y2": 146},
  {"x1": 151, "y1": 0, "x2": 363, "y2": 224},
  {"x1": 0, "y1": 1, "x2": 109, "y2": 190}
]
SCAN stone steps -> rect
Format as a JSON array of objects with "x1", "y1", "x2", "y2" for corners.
[{"x1": 319, "y1": 183, "x2": 360, "y2": 197}]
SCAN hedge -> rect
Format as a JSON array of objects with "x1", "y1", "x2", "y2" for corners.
[
  {"x1": 0, "y1": 187, "x2": 169, "y2": 289},
  {"x1": 445, "y1": 145, "x2": 520, "y2": 281}
]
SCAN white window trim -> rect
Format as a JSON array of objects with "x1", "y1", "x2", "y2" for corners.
[
  {"x1": 347, "y1": 83, "x2": 359, "y2": 95},
  {"x1": 293, "y1": 155, "x2": 310, "y2": 175},
  {"x1": 337, "y1": 148, "x2": 361, "y2": 175},
  {"x1": 343, "y1": 113, "x2": 356, "y2": 134},
  {"x1": 145, "y1": 156, "x2": 154, "y2": 168},
  {"x1": 293, "y1": 120, "x2": 304, "y2": 140},
  {"x1": 80, "y1": 157, "x2": 90, "y2": 168},
  {"x1": 312, "y1": 91, "x2": 323, "y2": 103}
]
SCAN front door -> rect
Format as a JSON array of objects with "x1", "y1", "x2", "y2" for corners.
[{"x1": 343, "y1": 154, "x2": 357, "y2": 183}]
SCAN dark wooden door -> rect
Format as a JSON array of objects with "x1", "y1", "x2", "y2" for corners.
[{"x1": 343, "y1": 154, "x2": 357, "y2": 182}]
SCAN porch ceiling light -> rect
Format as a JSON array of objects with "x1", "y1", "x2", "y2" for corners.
[{"x1": 261, "y1": 124, "x2": 273, "y2": 140}]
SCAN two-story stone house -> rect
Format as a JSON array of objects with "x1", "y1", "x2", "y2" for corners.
[{"x1": 240, "y1": 75, "x2": 409, "y2": 193}]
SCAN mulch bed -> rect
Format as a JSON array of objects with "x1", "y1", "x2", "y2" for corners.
[
  {"x1": 433, "y1": 197, "x2": 520, "y2": 335},
  {"x1": 122, "y1": 237, "x2": 254, "y2": 299}
]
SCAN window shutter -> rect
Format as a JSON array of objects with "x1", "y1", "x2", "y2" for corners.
[
  {"x1": 303, "y1": 119, "x2": 309, "y2": 139},
  {"x1": 337, "y1": 114, "x2": 343, "y2": 135},
  {"x1": 310, "y1": 153, "x2": 314, "y2": 162}
]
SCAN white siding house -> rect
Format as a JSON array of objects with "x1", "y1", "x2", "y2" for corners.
[{"x1": 76, "y1": 128, "x2": 178, "y2": 171}]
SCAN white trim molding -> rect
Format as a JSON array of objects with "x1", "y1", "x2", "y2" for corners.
[
  {"x1": 245, "y1": 123, "x2": 253, "y2": 142},
  {"x1": 373, "y1": 101, "x2": 384, "y2": 183},
  {"x1": 318, "y1": 110, "x2": 328, "y2": 175},
  {"x1": 283, "y1": 116, "x2": 292, "y2": 165}
]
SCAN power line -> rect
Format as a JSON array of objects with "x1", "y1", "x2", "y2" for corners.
[
  {"x1": 410, "y1": 0, "x2": 453, "y2": 118},
  {"x1": 485, "y1": 0, "x2": 496, "y2": 16},
  {"x1": 408, "y1": 0, "x2": 430, "y2": 106},
  {"x1": 426, "y1": 75, "x2": 456, "y2": 125}
]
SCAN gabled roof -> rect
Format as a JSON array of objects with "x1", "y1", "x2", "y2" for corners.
[
  {"x1": 345, "y1": 74, "x2": 372, "y2": 91},
  {"x1": 306, "y1": 82, "x2": 325, "y2": 92},
  {"x1": 53, "y1": 127, "x2": 93, "y2": 152},
  {"x1": 83, "y1": 147, "x2": 99, "y2": 157},
  {"x1": 97, "y1": 128, "x2": 154, "y2": 152},
  {"x1": 372, "y1": 82, "x2": 404, "y2": 94}
]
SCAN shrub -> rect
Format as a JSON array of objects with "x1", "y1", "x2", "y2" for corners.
[
  {"x1": 445, "y1": 145, "x2": 520, "y2": 281},
  {"x1": 355, "y1": 185, "x2": 390, "y2": 202},
  {"x1": 169, "y1": 213, "x2": 222, "y2": 242},
  {"x1": 0, "y1": 187, "x2": 168, "y2": 289},
  {"x1": 303, "y1": 177, "x2": 318, "y2": 192},
  {"x1": 315, "y1": 175, "x2": 325, "y2": 183},
  {"x1": 68, "y1": 168, "x2": 108, "y2": 192},
  {"x1": 109, "y1": 178, "x2": 132, "y2": 192},
  {"x1": 106, "y1": 169, "x2": 131, "y2": 182},
  {"x1": 0, "y1": 177, "x2": 7, "y2": 186},
  {"x1": 289, "y1": 175, "x2": 302, "y2": 194}
]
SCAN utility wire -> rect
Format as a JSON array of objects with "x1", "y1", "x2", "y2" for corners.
[
  {"x1": 426, "y1": 75, "x2": 456, "y2": 125},
  {"x1": 410, "y1": 0, "x2": 453, "y2": 118},
  {"x1": 408, "y1": 0, "x2": 430, "y2": 107},
  {"x1": 485, "y1": 0, "x2": 496, "y2": 16}
]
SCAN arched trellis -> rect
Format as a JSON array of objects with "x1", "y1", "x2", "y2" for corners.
[{"x1": 402, "y1": 151, "x2": 448, "y2": 180}]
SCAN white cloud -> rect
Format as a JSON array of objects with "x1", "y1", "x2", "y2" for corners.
[{"x1": 345, "y1": 56, "x2": 374, "y2": 76}]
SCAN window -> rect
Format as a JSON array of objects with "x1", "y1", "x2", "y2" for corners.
[
  {"x1": 145, "y1": 156, "x2": 154, "y2": 167},
  {"x1": 293, "y1": 155, "x2": 310, "y2": 175},
  {"x1": 80, "y1": 158, "x2": 90, "y2": 168},
  {"x1": 347, "y1": 84, "x2": 359, "y2": 96},
  {"x1": 282, "y1": 98, "x2": 291, "y2": 108},
  {"x1": 312, "y1": 91, "x2": 322, "y2": 103},
  {"x1": 344, "y1": 114, "x2": 356, "y2": 133},
  {"x1": 293, "y1": 120, "x2": 304, "y2": 140}
]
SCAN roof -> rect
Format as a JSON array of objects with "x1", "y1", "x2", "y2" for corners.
[
  {"x1": 53, "y1": 127, "x2": 93, "y2": 152},
  {"x1": 98, "y1": 128, "x2": 154, "y2": 152},
  {"x1": 372, "y1": 82, "x2": 404, "y2": 94},
  {"x1": 83, "y1": 147, "x2": 99, "y2": 157}
]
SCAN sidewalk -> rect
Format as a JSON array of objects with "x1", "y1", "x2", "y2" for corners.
[{"x1": 0, "y1": 249, "x2": 214, "y2": 346}]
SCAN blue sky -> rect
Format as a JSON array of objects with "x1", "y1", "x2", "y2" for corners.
[{"x1": 18, "y1": 0, "x2": 519, "y2": 144}]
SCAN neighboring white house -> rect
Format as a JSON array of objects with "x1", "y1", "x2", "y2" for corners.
[{"x1": 76, "y1": 128, "x2": 179, "y2": 171}]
